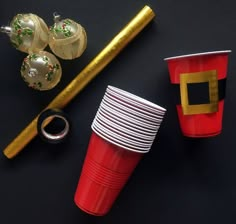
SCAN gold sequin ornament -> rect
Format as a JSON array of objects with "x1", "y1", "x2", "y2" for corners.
[
  {"x1": 21, "y1": 51, "x2": 62, "y2": 91},
  {"x1": 1, "y1": 13, "x2": 49, "y2": 53},
  {"x1": 48, "y1": 14, "x2": 87, "y2": 60}
]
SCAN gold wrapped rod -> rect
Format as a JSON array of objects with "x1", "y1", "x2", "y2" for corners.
[{"x1": 3, "y1": 5, "x2": 155, "y2": 159}]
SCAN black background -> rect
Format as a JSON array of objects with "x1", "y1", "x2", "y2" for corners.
[{"x1": 0, "y1": 0, "x2": 235, "y2": 223}]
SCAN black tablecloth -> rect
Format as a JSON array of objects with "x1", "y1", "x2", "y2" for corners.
[{"x1": 0, "y1": 0, "x2": 234, "y2": 223}]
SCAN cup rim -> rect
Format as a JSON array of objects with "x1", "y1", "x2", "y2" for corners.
[
  {"x1": 104, "y1": 94, "x2": 165, "y2": 118},
  {"x1": 107, "y1": 86, "x2": 167, "y2": 112},
  {"x1": 92, "y1": 119, "x2": 153, "y2": 147},
  {"x1": 94, "y1": 117, "x2": 155, "y2": 143},
  {"x1": 106, "y1": 89, "x2": 166, "y2": 115},
  {"x1": 101, "y1": 99, "x2": 160, "y2": 126},
  {"x1": 103, "y1": 95, "x2": 163, "y2": 122},
  {"x1": 95, "y1": 112, "x2": 157, "y2": 141},
  {"x1": 91, "y1": 124, "x2": 150, "y2": 153},
  {"x1": 164, "y1": 50, "x2": 232, "y2": 61},
  {"x1": 100, "y1": 97, "x2": 164, "y2": 124},
  {"x1": 99, "y1": 105, "x2": 159, "y2": 132}
]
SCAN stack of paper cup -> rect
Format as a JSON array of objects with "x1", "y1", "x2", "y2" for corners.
[{"x1": 74, "y1": 86, "x2": 166, "y2": 216}]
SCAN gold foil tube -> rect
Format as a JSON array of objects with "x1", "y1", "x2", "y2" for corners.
[{"x1": 3, "y1": 5, "x2": 155, "y2": 159}]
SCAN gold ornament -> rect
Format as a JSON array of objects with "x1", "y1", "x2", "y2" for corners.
[
  {"x1": 1, "y1": 13, "x2": 49, "y2": 53},
  {"x1": 48, "y1": 13, "x2": 87, "y2": 60},
  {"x1": 21, "y1": 51, "x2": 62, "y2": 91}
]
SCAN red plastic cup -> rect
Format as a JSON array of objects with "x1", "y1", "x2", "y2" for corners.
[
  {"x1": 74, "y1": 132, "x2": 143, "y2": 216},
  {"x1": 85, "y1": 132, "x2": 143, "y2": 173},
  {"x1": 74, "y1": 172, "x2": 122, "y2": 216},
  {"x1": 165, "y1": 50, "x2": 231, "y2": 137},
  {"x1": 82, "y1": 156, "x2": 131, "y2": 189}
]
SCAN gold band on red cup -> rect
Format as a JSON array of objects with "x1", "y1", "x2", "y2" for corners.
[
  {"x1": 171, "y1": 71, "x2": 226, "y2": 115},
  {"x1": 180, "y1": 70, "x2": 219, "y2": 115}
]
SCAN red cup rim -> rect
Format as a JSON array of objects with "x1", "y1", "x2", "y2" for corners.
[{"x1": 164, "y1": 50, "x2": 232, "y2": 61}]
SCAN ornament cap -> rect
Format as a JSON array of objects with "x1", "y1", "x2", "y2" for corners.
[
  {"x1": 0, "y1": 26, "x2": 12, "y2": 34},
  {"x1": 53, "y1": 12, "x2": 61, "y2": 23}
]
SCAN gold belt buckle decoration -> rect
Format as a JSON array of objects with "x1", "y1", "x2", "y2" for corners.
[{"x1": 180, "y1": 70, "x2": 219, "y2": 115}]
